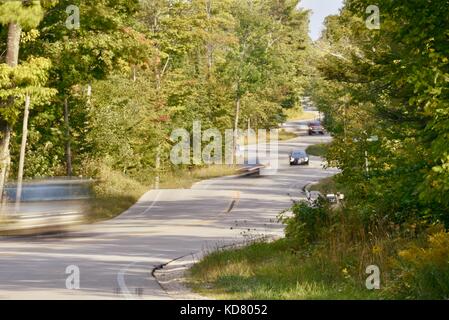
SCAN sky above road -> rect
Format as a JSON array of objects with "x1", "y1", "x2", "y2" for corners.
[{"x1": 298, "y1": 0, "x2": 345, "y2": 41}]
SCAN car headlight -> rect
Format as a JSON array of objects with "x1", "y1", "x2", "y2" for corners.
[{"x1": 290, "y1": 157, "x2": 294, "y2": 161}]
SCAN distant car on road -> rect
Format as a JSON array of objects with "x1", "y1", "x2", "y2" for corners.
[
  {"x1": 308, "y1": 121, "x2": 325, "y2": 135},
  {"x1": 289, "y1": 150, "x2": 309, "y2": 166}
]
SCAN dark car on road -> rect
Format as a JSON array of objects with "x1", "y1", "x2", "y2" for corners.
[
  {"x1": 308, "y1": 121, "x2": 325, "y2": 135},
  {"x1": 289, "y1": 150, "x2": 310, "y2": 166}
]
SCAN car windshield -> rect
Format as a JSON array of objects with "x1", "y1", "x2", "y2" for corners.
[
  {"x1": 309, "y1": 122, "x2": 321, "y2": 126},
  {"x1": 292, "y1": 151, "x2": 306, "y2": 157}
]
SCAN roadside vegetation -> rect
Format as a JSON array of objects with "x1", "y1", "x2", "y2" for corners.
[
  {"x1": 189, "y1": 239, "x2": 380, "y2": 300},
  {"x1": 0, "y1": 0, "x2": 310, "y2": 221},
  {"x1": 189, "y1": 0, "x2": 449, "y2": 300},
  {"x1": 284, "y1": 108, "x2": 317, "y2": 122},
  {"x1": 305, "y1": 143, "x2": 328, "y2": 157},
  {"x1": 189, "y1": 199, "x2": 449, "y2": 300},
  {"x1": 278, "y1": 129, "x2": 299, "y2": 141}
]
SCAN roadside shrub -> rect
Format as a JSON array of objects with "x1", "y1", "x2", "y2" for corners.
[
  {"x1": 388, "y1": 227, "x2": 449, "y2": 299},
  {"x1": 81, "y1": 160, "x2": 147, "y2": 198},
  {"x1": 280, "y1": 200, "x2": 329, "y2": 246},
  {"x1": 80, "y1": 160, "x2": 149, "y2": 222}
]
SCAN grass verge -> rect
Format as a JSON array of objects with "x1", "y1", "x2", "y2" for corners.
[
  {"x1": 306, "y1": 143, "x2": 328, "y2": 157},
  {"x1": 158, "y1": 165, "x2": 238, "y2": 189},
  {"x1": 284, "y1": 108, "x2": 317, "y2": 121},
  {"x1": 188, "y1": 239, "x2": 381, "y2": 300},
  {"x1": 278, "y1": 129, "x2": 298, "y2": 141}
]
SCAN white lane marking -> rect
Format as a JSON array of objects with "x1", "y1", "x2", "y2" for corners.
[
  {"x1": 117, "y1": 194, "x2": 165, "y2": 302},
  {"x1": 139, "y1": 190, "x2": 162, "y2": 217},
  {"x1": 117, "y1": 262, "x2": 138, "y2": 300}
]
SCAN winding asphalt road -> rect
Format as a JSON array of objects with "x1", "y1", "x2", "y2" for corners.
[{"x1": 0, "y1": 117, "x2": 337, "y2": 299}]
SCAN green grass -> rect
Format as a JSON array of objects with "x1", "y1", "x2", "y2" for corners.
[
  {"x1": 188, "y1": 239, "x2": 382, "y2": 300},
  {"x1": 86, "y1": 165, "x2": 148, "y2": 223},
  {"x1": 188, "y1": 229, "x2": 449, "y2": 300},
  {"x1": 284, "y1": 108, "x2": 317, "y2": 121},
  {"x1": 306, "y1": 143, "x2": 328, "y2": 157},
  {"x1": 158, "y1": 165, "x2": 238, "y2": 189},
  {"x1": 278, "y1": 129, "x2": 299, "y2": 141}
]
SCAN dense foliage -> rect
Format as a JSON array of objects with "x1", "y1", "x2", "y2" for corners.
[{"x1": 310, "y1": 0, "x2": 449, "y2": 226}]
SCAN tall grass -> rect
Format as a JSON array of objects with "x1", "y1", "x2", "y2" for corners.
[
  {"x1": 85, "y1": 163, "x2": 149, "y2": 222},
  {"x1": 189, "y1": 239, "x2": 381, "y2": 300},
  {"x1": 159, "y1": 165, "x2": 237, "y2": 189},
  {"x1": 283, "y1": 108, "x2": 317, "y2": 121}
]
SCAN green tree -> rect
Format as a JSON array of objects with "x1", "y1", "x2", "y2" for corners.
[
  {"x1": 311, "y1": 0, "x2": 449, "y2": 225},
  {"x1": 0, "y1": 0, "x2": 49, "y2": 199}
]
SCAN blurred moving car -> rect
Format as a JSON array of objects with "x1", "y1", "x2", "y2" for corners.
[
  {"x1": 308, "y1": 121, "x2": 325, "y2": 135},
  {"x1": 0, "y1": 178, "x2": 93, "y2": 235},
  {"x1": 289, "y1": 150, "x2": 309, "y2": 166}
]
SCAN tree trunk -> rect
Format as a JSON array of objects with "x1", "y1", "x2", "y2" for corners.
[
  {"x1": 234, "y1": 95, "x2": 241, "y2": 131},
  {"x1": 0, "y1": 22, "x2": 22, "y2": 202},
  {"x1": 6, "y1": 23, "x2": 21, "y2": 67},
  {"x1": 0, "y1": 121, "x2": 11, "y2": 203},
  {"x1": 16, "y1": 95, "x2": 30, "y2": 206},
  {"x1": 206, "y1": 0, "x2": 213, "y2": 77},
  {"x1": 64, "y1": 97, "x2": 72, "y2": 177}
]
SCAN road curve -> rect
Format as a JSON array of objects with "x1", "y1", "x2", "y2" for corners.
[{"x1": 0, "y1": 118, "x2": 337, "y2": 300}]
